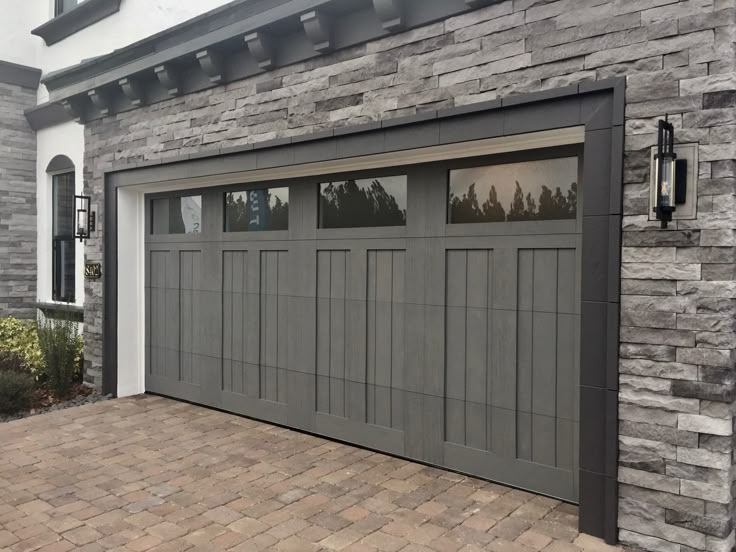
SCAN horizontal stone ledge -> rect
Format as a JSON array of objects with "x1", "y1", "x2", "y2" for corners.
[
  {"x1": 696, "y1": 331, "x2": 736, "y2": 349},
  {"x1": 678, "y1": 280, "x2": 736, "y2": 298},
  {"x1": 619, "y1": 359, "x2": 698, "y2": 381},
  {"x1": 619, "y1": 389, "x2": 699, "y2": 414},
  {"x1": 677, "y1": 413, "x2": 733, "y2": 436},
  {"x1": 675, "y1": 347, "x2": 733, "y2": 368},
  {"x1": 680, "y1": 479, "x2": 732, "y2": 504},
  {"x1": 620, "y1": 326, "x2": 696, "y2": 348},
  {"x1": 621, "y1": 262, "x2": 701, "y2": 280},
  {"x1": 676, "y1": 314, "x2": 736, "y2": 332},
  {"x1": 665, "y1": 509, "x2": 733, "y2": 539},
  {"x1": 671, "y1": 380, "x2": 736, "y2": 403}
]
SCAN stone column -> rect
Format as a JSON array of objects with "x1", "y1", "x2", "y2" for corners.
[{"x1": 0, "y1": 61, "x2": 39, "y2": 320}]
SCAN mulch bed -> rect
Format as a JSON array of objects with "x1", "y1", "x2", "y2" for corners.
[{"x1": 0, "y1": 383, "x2": 111, "y2": 423}]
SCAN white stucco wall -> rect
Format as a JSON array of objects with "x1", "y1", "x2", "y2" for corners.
[
  {"x1": 34, "y1": 0, "x2": 235, "y2": 102},
  {"x1": 0, "y1": 0, "x2": 234, "y2": 103},
  {"x1": 0, "y1": 0, "x2": 233, "y2": 307},
  {"x1": 36, "y1": 121, "x2": 85, "y2": 307},
  {"x1": 0, "y1": 2, "x2": 46, "y2": 67}
]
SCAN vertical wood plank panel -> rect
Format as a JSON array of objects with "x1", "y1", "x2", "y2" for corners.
[
  {"x1": 264, "y1": 251, "x2": 280, "y2": 402},
  {"x1": 557, "y1": 249, "x2": 576, "y2": 315},
  {"x1": 445, "y1": 249, "x2": 466, "y2": 446},
  {"x1": 316, "y1": 250, "x2": 331, "y2": 413},
  {"x1": 329, "y1": 251, "x2": 346, "y2": 417},
  {"x1": 179, "y1": 252, "x2": 192, "y2": 384},
  {"x1": 245, "y1": 250, "x2": 260, "y2": 398},
  {"x1": 277, "y1": 251, "x2": 289, "y2": 404},
  {"x1": 465, "y1": 250, "x2": 488, "y2": 451},
  {"x1": 233, "y1": 252, "x2": 245, "y2": 394},
  {"x1": 366, "y1": 250, "x2": 377, "y2": 425},
  {"x1": 391, "y1": 250, "x2": 405, "y2": 431},
  {"x1": 516, "y1": 249, "x2": 533, "y2": 460},
  {"x1": 489, "y1": 249, "x2": 516, "y2": 455},
  {"x1": 375, "y1": 250, "x2": 393, "y2": 429},
  {"x1": 532, "y1": 311, "x2": 557, "y2": 466},
  {"x1": 346, "y1": 249, "x2": 366, "y2": 422},
  {"x1": 259, "y1": 252, "x2": 268, "y2": 400},
  {"x1": 223, "y1": 252, "x2": 233, "y2": 393}
]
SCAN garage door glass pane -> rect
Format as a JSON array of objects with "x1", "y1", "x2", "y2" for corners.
[
  {"x1": 449, "y1": 157, "x2": 578, "y2": 224},
  {"x1": 319, "y1": 176, "x2": 407, "y2": 228},
  {"x1": 225, "y1": 187, "x2": 289, "y2": 232},
  {"x1": 152, "y1": 195, "x2": 202, "y2": 234}
]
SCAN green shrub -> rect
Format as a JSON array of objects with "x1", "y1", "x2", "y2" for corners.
[
  {"x1": 0, "y1": 351, "x2": 27, "y2": 373},
  {"x1": 37, "y1": 316, "x2": 79, "y2": 397},
  {"x1": 0, "y1": 317, "x2": 43, "y2": 375},
  {"x1": 0, "y1": 371, "x2": 35, "y2": 415}
]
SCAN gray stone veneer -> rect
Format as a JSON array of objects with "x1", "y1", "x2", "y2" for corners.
[
  {"x1": 82, "y1": 1, "x2": 736, "y2": 550},
  {"x1": 0, "y1": 80, "x2": 37, "y2": 319}
]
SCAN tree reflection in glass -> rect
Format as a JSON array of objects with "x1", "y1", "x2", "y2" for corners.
[
  {"x1": 319, "y1": 176, "x2": 407, "y2": 228},
  {"x1": 449, "y1": 157, "x2": 578, "y2": 224},
  {"x1": 225, "y1": 187, "x2": 289, "y2": 232}
]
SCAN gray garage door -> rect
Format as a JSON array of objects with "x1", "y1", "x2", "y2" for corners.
[{"x1": 145, "y1": 146, "x2": 582, "y2": 501}]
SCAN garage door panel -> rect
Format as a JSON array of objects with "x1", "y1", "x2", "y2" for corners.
[
  {"x1": 444, "y1": 219, "x2": 578, "y2": 238},
  {"x1": 556, "y1": 313, "x2": 577, "y2": 422},
  {"x1": 532, "y1": 250, "x2": 558, "y2": 312},
  {"x1": 147, "y1": 373, "x2": 200, "y2": 403},
  {"x1": 315, "y1": 411, "x2": 405, "y2": 456},
  {"x1": 490, "y1": 308, "x2": 517, "y2": 413},
  {"x1": 444, "y1": 442, "x2": 576, "y2": 499},
  {"x1": 193, "y1": 290, "x2": 221, "y2": 359},
  {"x1": 220, "y1": 389, "x2": 288, "y2": 425},
  {"x1": 259, "y1": 250, "x2": 288, "y2": 404},
  {"x1": 145, "y1": 150, "x2": 582, "y2": 502},
  {"x1": 532, "y1": 311, "x2": 557, "y2": 419},
  {"x1": 493, "y1": 248, "x2": 517, "y2": 311},
  {"x1": 367, "y1": 249, "x2": 405, "y2": 430},
  {"x1": 490, "y1": 406, "x2": 516, "y2": 456},
  {"x1": 440, "y1": 239, "x2": 578, "y2": 498},
  {"x1": 557, "y1": 249, "x2": 578, "y2": 314}
]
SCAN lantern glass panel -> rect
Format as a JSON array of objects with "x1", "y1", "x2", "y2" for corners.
[
  {"x1": 77, "y1": 209, "x2": 88, "y2": 236},
  {"x1": 657, "y1": 157, "x2": 675, "y2": 208}
]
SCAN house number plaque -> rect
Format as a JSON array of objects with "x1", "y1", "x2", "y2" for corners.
[{"x1": 85, "y1": 262, "x2": 102, "y2": 280}]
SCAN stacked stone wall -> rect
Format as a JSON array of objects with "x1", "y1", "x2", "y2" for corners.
[
  {"x1": 84, "y1": 1, "x2": 736, "y2": 549},
  {"x1": 0, "y1": 81, "x2": 37, "y2": 319}
]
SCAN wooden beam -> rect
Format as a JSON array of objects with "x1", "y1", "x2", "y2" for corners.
[
  {"x1": 465, "y1": 0, "x2": 500, "y2": 7},
  {"x1": 119, "y1": 77, "x2": 145, "y2": 107},
  {"x1": 244, "y1": 31, "x2": 275, "y2": 70},
  {"x1": 59, "y1": 96, "x2": 87, "y2": 123},
  {"x1": 372, "y1": 0, "x2": 404, "y2": 32},
  {"x1": 196, "y1": 48, "x2": 225, "y2": 84},
  {"x1": 300, "y1": 10, "x2": 333, "y2": 53},
  {"x1": 87, "y1": 87, "x2": 112, "y2": 116},
  {"x1": 154, "y1": 63, "x2": 181, "y2": 96}
]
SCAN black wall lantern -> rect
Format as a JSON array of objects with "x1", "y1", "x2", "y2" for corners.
[
  {"x1": 74, "y1": 194, "x2": 95, "y2": 241},
  {"x1": 653, "y1": 116, "x2": 688, "y2": 229}
]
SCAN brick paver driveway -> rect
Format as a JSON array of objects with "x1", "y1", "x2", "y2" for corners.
[{"x1": 0, "y1": 395, "x2": 625, "y2": 552}]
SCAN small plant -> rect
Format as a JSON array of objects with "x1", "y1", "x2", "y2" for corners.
[
  {"x1": 0, "y1": 371, "x2": 35, "y2": 415},
  {"x1": 37, "y1": 316, "x2": 80, "y2": 398},
  {"x1": 0, "y1": 317, "x2": 43, "y2": 375}
]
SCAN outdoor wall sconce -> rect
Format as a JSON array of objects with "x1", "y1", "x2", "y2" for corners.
[
  {"x1": 74, "y1": 194, "x2": 95, "y2": 241},
  {"x1": 653, "y1": 116, "x2": 687, "y2": 229}
]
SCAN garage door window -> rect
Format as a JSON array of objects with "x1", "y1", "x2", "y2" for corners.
[
  {"x1": 448, "y1": 157, "x2": 578, "y2": 224},
  {"x1": 224, "y1": 187, "x2": 289, "y2": 232},
  {"x1": 151, "y1": 195, "x2": 202, "y2": 234},
  {"x1": 319, "y1": 176, "x2": 407, "y2": 228}
]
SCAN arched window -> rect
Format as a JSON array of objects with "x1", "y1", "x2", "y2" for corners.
[{"x1": 47, "y1": 155, "x2": 75, "y2": 303}]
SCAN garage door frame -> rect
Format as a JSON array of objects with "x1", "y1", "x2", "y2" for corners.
[{"x1": 102, "y1": 79, "x2": 624, "y2": 542}]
